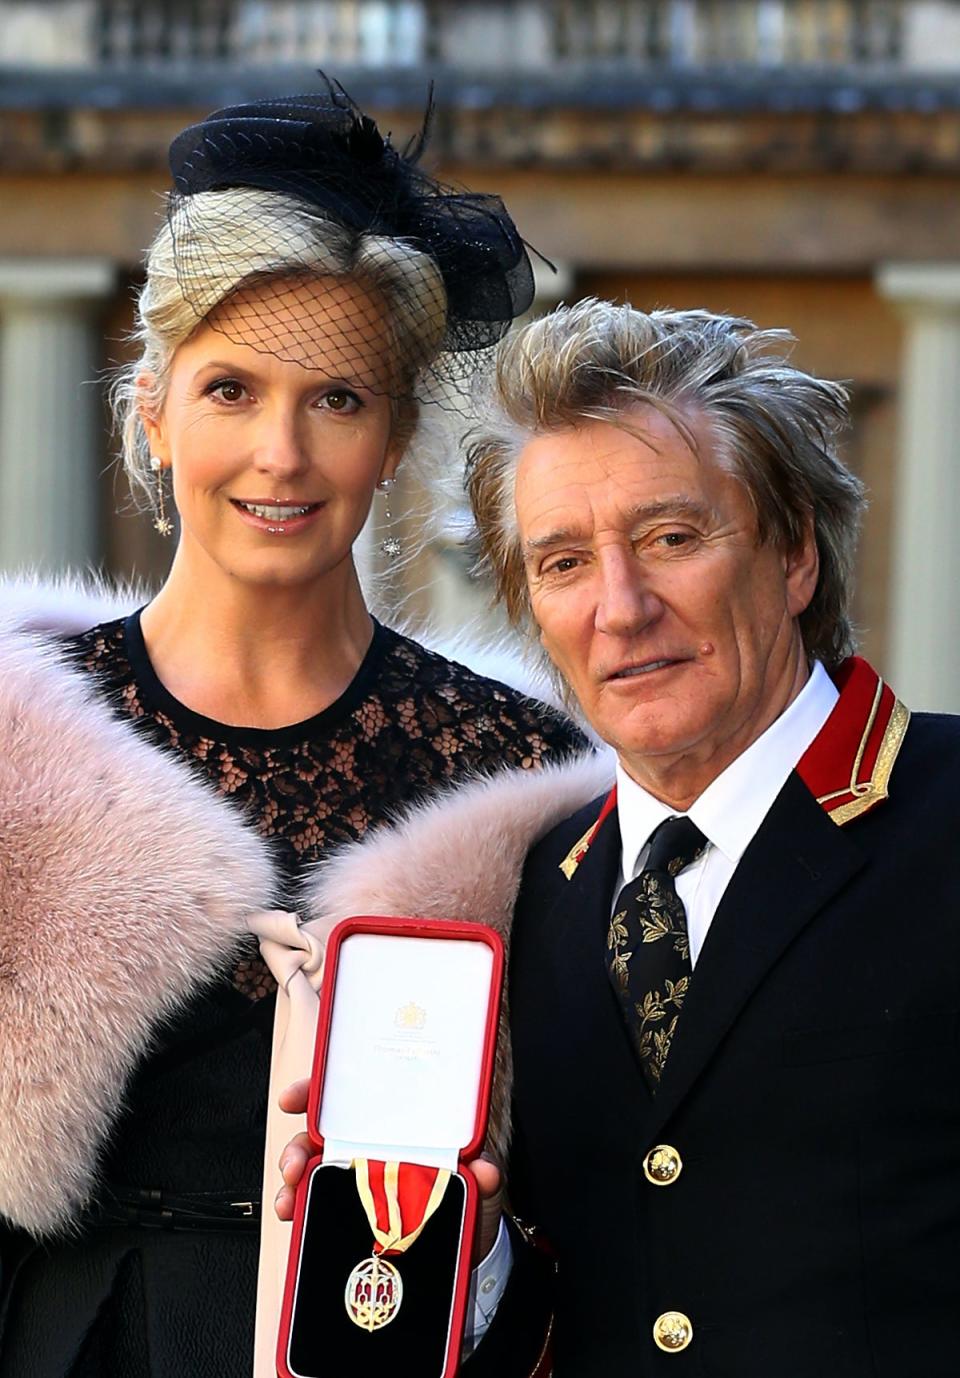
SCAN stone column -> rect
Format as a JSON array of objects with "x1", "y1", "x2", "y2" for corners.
[
  {"x1": 876, "y1": 263, "x2": 960, "y2": 711},
  {"x1": 0, "y1": 258, "x2": 115, "y2": 574}
]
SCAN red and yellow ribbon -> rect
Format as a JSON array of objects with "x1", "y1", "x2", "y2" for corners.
[{"x1": 352, "y1": 1159, "x2": 451, "y2": 1256}]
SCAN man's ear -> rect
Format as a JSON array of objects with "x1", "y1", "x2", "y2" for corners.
[
  {"x1": 137, "y1": 373, "x2": 168, "y2": 466},
  {"x1": 785, "y1": 518, "x2": 819, "y2": 618}
]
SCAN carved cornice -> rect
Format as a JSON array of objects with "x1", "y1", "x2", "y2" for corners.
[{"x1": 2, "y1": 66, "x2": 960, "y2": 175}]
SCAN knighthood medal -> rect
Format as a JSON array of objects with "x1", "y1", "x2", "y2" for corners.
[{"x1": 345, "y1": 1159, "x2": 451, "y2": 1332}]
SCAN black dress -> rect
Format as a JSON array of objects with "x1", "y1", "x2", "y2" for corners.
[{"x1": 0, "y1": 613, "x2": 584, "y2": 1378}]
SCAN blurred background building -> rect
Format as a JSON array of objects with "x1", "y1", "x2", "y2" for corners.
[{"x1": 1, "y1": 0, "x2": 959, "y2": 706}]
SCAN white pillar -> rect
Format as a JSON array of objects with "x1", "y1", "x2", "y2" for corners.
[
  {"x1": 903, "y1": 2, "x2": 960, "y2": 72},
  {"x1": 0, "y1": 258, "x2": 115, "y2": 574},
  {"x1": 876, "y1": 263, "x2": 960, "y2": 711}
]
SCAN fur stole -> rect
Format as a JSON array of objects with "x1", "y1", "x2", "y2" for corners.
[{"x1": 0, "y1": 599, "x2": 275, "y2": 1236}]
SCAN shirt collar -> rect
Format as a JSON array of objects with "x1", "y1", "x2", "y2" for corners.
[{"x1": 616, "y1": 661, "x2": 839, "y2": 876}]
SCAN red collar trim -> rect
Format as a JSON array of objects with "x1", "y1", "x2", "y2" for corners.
[
  {"x1": 795, "y1": 655, "x2": 909, "y2": 826},
  {"x1": 559, "y1": 657, "x2": 909, "y2": 878},
  {"x1": 559, "y1": 786, "x2": 618, "y2": 881}
]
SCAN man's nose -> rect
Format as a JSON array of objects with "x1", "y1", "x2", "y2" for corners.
[{"x1": 594, "y1": 549, "x2": 663, "y2": 636}]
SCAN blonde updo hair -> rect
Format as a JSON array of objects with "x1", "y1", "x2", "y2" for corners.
[{"x1": 113, "y1": 186, "x2": 448, "y2": 510}]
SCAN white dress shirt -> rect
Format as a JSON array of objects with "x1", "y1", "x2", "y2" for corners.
[
  {"x1": 463, "y1": 1214, "x2": 512, "y2": 1353},
  {"x1": 615, "y1": 662, "x2": 838, "y2": 965},
  {"x1": 471, "y1": 662, "x2": 839, "y2": 1338}
]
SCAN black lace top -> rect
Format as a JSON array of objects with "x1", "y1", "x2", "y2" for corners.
[
  {"x1": 4, "y1": 612, "x2": 585, "y2": 1375},
  {"x1": 66, "y1": 612, "x2": 585, "y2": 1001}
]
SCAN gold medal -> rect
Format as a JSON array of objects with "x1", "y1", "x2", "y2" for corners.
[
  {"x1": 345, "y1": 1252, "x2": 404, "y2": 1331},
  {"x1": 344, "y1": 1159, "x2": 451, "y2": 1334}
]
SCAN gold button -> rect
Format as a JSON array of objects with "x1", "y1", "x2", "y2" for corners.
[
  {"x1": 643, "y1": 1144, "x2": 683, "y2": 1186},
  {"x1": 653, "y1": 1311, "x2": 693, "y2": 1352}
]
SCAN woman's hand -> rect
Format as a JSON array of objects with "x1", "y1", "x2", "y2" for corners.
[
  {"x1": 274, "y1": 1078, "x2": 313, "y2": 1222},
  {"x1": 274, "y1": 1079, "x2": 504, "y2": 1263}
]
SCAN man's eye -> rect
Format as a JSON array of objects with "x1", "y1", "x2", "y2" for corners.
[
  {"x1": 207, "y1": 378, "x2": 246, "y2": 403},
  {"x1": 544, "y1": 556, "x2": 580, "y2": 576},
  {"x1": 321, "y1": 389, "x2": 361, "y2": 413},
  {"x1": 656, "y1": 530, "x2": 693, "y2": 548}
]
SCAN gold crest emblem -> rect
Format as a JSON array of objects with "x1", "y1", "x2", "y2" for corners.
[{"x1": 394, "y1": 1001, "x2": 426, "y2": 1031}]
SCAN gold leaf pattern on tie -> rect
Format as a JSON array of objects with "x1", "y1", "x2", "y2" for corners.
[
  {"x1": 605, "y1": 816, "x2": 707, "y2": 1091},
  {"x1": 608, "y1": 913, "x2": 629, "y2": 948},
  {"x1": 638, "y1": 909, "x2": 690, "y2": 962},
  {"x1": 607, "y1": 911, "x2": 633, "y2": 989},
  {"x1": 640, "y1": 912, "x2": 672, "y2": 943},
  {"x1": 665, "y1": 976, "x2": 689, "y2": 1006},
  {"x1": 639, "y1": 874, "x2": 669, "y2": 906},
  {"x1": 610, "y1": 951, "x2": 632, "y2": 989},
  {"x1": 637, "y1": 990, "x2": 666, "y2": 1024}
]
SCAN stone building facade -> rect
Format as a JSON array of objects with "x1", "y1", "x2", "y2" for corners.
[{"x1": 2, "y1": 0, "x2": 959, "y2": 705}]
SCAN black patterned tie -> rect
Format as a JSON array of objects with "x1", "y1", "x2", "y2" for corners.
[{"x1": 607, "y1": 816, "x2": 708, "y2": 1091}]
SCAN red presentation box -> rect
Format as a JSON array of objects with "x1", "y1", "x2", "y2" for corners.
[{"x1": 277, "y1": 916, "x2": 505, "y2": 1378}]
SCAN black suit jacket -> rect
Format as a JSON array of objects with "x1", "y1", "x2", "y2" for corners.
[{"x1": 505, "y1": 709, "x2": 960, "y2": 1377}]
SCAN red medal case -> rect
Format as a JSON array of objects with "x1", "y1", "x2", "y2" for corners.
[{"x1": 277, "y1": 916, "x2": 505, "y2": 1378}]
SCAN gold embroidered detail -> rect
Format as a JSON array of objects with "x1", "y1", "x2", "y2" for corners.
[
  {"x1": 818, "y1": 696, "x2": 910, "y2": 827},
  {"x1": 816, "y1": 676, "x2": 882, "y2": 807},
  {"x1": 559, "y1": 822, "x2": 597, "y2": 880}
]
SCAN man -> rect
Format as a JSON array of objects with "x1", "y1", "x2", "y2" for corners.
[{"x1": 276, "y1": 300, "x2": 960, "y2": 1377}]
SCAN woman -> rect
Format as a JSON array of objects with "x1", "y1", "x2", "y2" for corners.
[{"x1": 0, "y1": 86, "x2": 583, "y2": 1377}]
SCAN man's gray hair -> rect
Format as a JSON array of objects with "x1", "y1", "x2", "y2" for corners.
[{"x1": 466, "y1": 297, "x2": 866, "y2": 668}]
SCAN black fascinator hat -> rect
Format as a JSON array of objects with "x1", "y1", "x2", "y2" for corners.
[{"x1": 165, "y1": 79, "x2": 537, "y2": 403}]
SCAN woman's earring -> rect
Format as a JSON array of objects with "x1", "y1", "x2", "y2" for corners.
[
  {"x1": 376, "y1": 478, "x2": 401, "y2": 559},
  {"x1": 150, "y1": 456, "x2": 173, "y2": 537}
]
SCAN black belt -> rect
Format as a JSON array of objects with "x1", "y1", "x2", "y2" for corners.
[{"x1": 87, "y1": 1188, "x2": 262, "y2": 1233}]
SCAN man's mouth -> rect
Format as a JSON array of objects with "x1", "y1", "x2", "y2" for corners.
[{"x1": 609, "y1": 658, "x2": 683, "y2": 680}]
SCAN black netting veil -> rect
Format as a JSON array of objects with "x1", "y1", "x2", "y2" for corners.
[{"x1": 165, "y1": 80, "x2": 537, "y2": 404}]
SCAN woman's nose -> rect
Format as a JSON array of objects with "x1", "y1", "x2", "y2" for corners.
[{"x1": 252, "y1": 410, "x2": 310, "y2": 482}]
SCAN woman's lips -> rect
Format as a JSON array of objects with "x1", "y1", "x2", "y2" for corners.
[{"x1": 230, "y1": 499, "x2": 324, "y2": 534}]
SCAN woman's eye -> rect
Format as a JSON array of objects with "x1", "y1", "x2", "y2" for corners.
[
  {"x1": 207, "y1": 378, "x2": 246, "y2": 403},
  {"x1": 320, "y1": 389, "x2": 361, "y2": 414}
]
